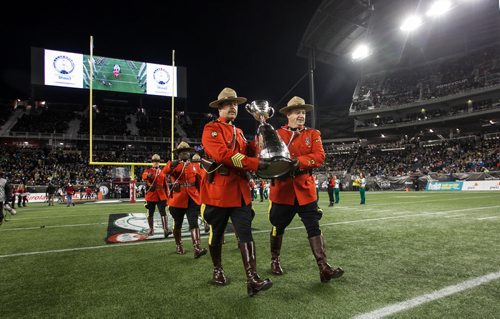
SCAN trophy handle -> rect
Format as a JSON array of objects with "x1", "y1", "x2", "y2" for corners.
[
  {"x1": 268, "y1": 107, "x2": 274, "y2": 119},
  {"x1": 245, "y1": 103, "x2": 254, "y2": 115}
]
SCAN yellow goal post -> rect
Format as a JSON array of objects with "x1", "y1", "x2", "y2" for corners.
[{"x1": 87, "y1": 35, "x2": 176, "y2": 191}]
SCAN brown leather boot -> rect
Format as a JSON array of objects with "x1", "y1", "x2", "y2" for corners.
[
  {"x1": 147, "y1": 216, "x2": 154, "y2": 236},
  {"x1": 239, "y1": 241, "x2": 272, "y2": 297},
  {"x1": 308, "y1": 235, "x2": 344, "y2": 283},
  {"x1": 190, "y1": 228, "x2": 207, "y2": 258},
  {"x1": 173, "y1": 228, "x2": 185, "y2": 254},
  {"x1": 209, "y1": 244, "x2": 227, "y2": 285},
  {"x1": 160, "y1": 215, "x2": 172, "y2": 238},
  {"x1": 270, "y1": 234, "x2": 283, "y2": 275}
]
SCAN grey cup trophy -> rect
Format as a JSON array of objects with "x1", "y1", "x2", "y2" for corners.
[{"x1": 245, "y1": 100, "x2": 292, "y2": 179}]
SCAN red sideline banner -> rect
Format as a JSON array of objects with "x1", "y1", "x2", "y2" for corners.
[{"x1": 24, "y1": 193, "x2": 97, "y2": 203}]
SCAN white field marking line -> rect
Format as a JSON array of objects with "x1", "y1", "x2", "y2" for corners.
[
  {"x1": 315, "y1": 194, "x2": 499, "y2": 210},
  {"x1": 444, "y1": 214, "x2": 466, "y2": 218},
  {"x1": 353, "y1": 270, "x2": 500, "y2": 319},
  {"x1": 0, "y1": 238, "x2": 172, "y2": 259},
  {"x1": 284, "y1": 206, "x2": 500, "y2": 230},
  {"x1": 12, "y1": 213, "x2": 109, "y2": 220},
  {"x1": 1, "y1": 205, "x2": 498, "y2": 259},
  {"x1": 477, "y1": 216, "x2": 499, "y2": 220},
  {"x1": 393, "y1": 196, "x2": 423, "y2": 198},
  {"x1": 344, "y1": 194, "x2": 498, "y2": 205},
  {"x1": 0, "y1": 222, "x2": 107, "y2": 231}
]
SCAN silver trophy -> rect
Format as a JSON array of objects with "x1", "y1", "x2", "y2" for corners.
[{"x1": 245, "y1": 100, "x2": 292, "y2": 178}]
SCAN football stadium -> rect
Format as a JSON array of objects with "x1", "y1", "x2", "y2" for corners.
[{"x1": 1, "y1": 1, "x2": 499, "y2": 318}]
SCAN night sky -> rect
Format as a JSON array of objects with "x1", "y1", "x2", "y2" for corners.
[{"x1": 0, "y1": 1, "x2": 358, "y2": 136}]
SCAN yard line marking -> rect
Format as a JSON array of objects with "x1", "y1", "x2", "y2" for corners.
[
  {"x1": 477, "y1": 216, "x2": 499, "y2": 220},
  {"x1": 354, "y1": 270, "x2": 500, "y2": 319},
  {"x1": 347, "y1": 194, "x2": 498, "y2": 207},
  {"x1": 12, "y1": 212, "x2": 133, "y2": 220},
  {"x1": 1, "y1": 205, "x2": 498, "y2": 259},
  {"x1": 444, "y1": 214, "x2": 465, "y2": 218},
  {"x1": 0, "y1": 222, "x2": 107, "y2": 231},
  {"x1": 0, "y1": 239, "x2": 170, "y2": 259}
]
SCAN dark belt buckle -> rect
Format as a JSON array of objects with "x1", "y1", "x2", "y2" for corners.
[{"x1": 218, "y1": 166, "x2": 229, "y2": 176}]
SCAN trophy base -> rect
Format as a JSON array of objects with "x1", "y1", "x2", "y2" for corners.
[{"x1": 257, "y1": 156, "x2": 292, "y2": 179}]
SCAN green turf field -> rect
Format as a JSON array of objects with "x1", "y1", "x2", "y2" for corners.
[
  {"x1": 1, "y1": 191, "x2": 499, "y2": 318},
  {"x1": 85, "y1": 56, "x2": 144, "y2": 94}
]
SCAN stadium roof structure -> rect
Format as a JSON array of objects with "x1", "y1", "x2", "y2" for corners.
[{"x1": 298, "y1": 0, "x2": 500, "y2": 71}]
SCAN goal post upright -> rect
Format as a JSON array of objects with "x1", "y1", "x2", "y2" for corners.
[
  {"x1": 87, "y1": 37, "x2": 176, "y2": 203},
  {"x1": 170, "y1": 49, "x2": 175, "y2": 161},
  {"x1": 89, "y1": 35, "x2": 94, "y2": 166}
]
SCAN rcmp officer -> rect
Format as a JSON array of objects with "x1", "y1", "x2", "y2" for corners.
[
  {"x1": 268, "y1": 96, "x2": 344, "y2": 283},
  {"x1": 163, "y1": 142, "x2": 207, "y2": 258},
  {"x1": 193, "y1": 153, "x2": 210, "y2": 234},
  {"x1": 201, "y1": 87, "x2": 272, "y2": 296},
  {"x1": 142, "y1": 154, "x2": 172, "y2": 238}
]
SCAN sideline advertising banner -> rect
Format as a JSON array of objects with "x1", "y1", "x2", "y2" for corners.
[
  {"x1": 426, "y1": 181, "x2": 463, "y2": 191},
  {"x1": 462, "y1": 180, "x2": 500, "y2": 191}
]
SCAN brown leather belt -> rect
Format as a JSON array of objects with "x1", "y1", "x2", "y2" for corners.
[
  {"x1": 289, "y1": 169, "x2": 312, "y2": 178},
  {"x1": 180, "y1": 182, "x2": 195, "y2": 187}
]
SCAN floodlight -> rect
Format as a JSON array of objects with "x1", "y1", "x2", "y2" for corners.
[
  {"x1": 426, "y1": 0, "x2": 452, "y2": 17},
  {"x1": 352, "y1": 44, "x2": 371, "y2": 61},
  {"x1": 400, "y1": 15, "x2": 423, "y2": 32}
]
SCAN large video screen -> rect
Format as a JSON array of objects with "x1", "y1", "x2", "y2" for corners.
[{"x1": 32, "y1": 48, "x2": 186, "y2": 97}]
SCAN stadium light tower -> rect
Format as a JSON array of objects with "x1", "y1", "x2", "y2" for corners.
[
  {"x1": 426, "y1": 0, "x2": 452, "y2": 17},
  {"x1": 400, "y1": 15, "x2": 423, "y2": 32},
  {"x1": 352, "y1": 44, "x2": 372, "y2": 61}
]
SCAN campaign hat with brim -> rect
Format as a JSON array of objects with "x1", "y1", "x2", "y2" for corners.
[
  {"x1": 209, "y1": 87, "x2": 247, "y2": 108},
  {"x1": 279, "y1": 96, "x2": 314, "y2": 114}
]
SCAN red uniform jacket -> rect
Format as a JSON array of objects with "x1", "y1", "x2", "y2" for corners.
[
  {"x1": 270, "y1": 126, "x2": 325, "y2": 205},
  {"x1": 201, "y1": 117, "x2": 259, "y2": 207},
  {"x1": 142, "y1": 167, "x2": 168, "y2": 202},
  {"x1": 328, "y1": 178, "x2": 335, "y2": 189},
  {"x1": 162, "y1": 160, "x2": 202, "y2": 208}
]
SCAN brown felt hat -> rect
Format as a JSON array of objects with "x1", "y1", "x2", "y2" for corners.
[
  {"x1": 209, "y1": 87, "x2": 247, "y2": 108},
  {"x1": 173, "y1": 141, "x2": 194, "y2": 153},
  {"x1": 279, "y1": 96, "x2": 314, "y2": 114}
]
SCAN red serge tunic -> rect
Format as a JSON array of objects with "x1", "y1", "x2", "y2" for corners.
[
  {"x1": 142, "y1": 167, "x2": 168, "y2": 202},
  {"x1": 162, "y1": 161, "x2": 202, "y2": 208},
  {"x1": 201, "y1": 117, "x2": 258, "y2": 207},
  {"x1": 269, "y1": 126, "x2": 325, "y2": 205}
]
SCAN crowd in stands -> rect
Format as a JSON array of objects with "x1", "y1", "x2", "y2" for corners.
[
  {"x1": 11, "y1": 104, "x2": 78, "y2": 134},
  {"x1": 325, "y1": 135, "x2": 500, "y2": 177},
  {"x1": 79, "y1": 105, "x2": 134, "y2": 136},
  {"x1": 351, "y1": 44, "x2": 500, "y2": 111},
  {"x1": 177, "y1": 112, "x2": 215, "y2": 140},
  {"x1": 0, "y1": 146, "x2": 114, "y2": 186},
  {"x1": 1, "y1": 101, "x2": 195, "y2": 139},
  {"x1": 356, "y1": 99, "x2": 498, "y2": 129},
  {"x1": 135, "y1": 107, "x2": 172, "y2": 137},
  {"x1": 1, "y1": 135, "x2": 497, "y2": 192}
]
